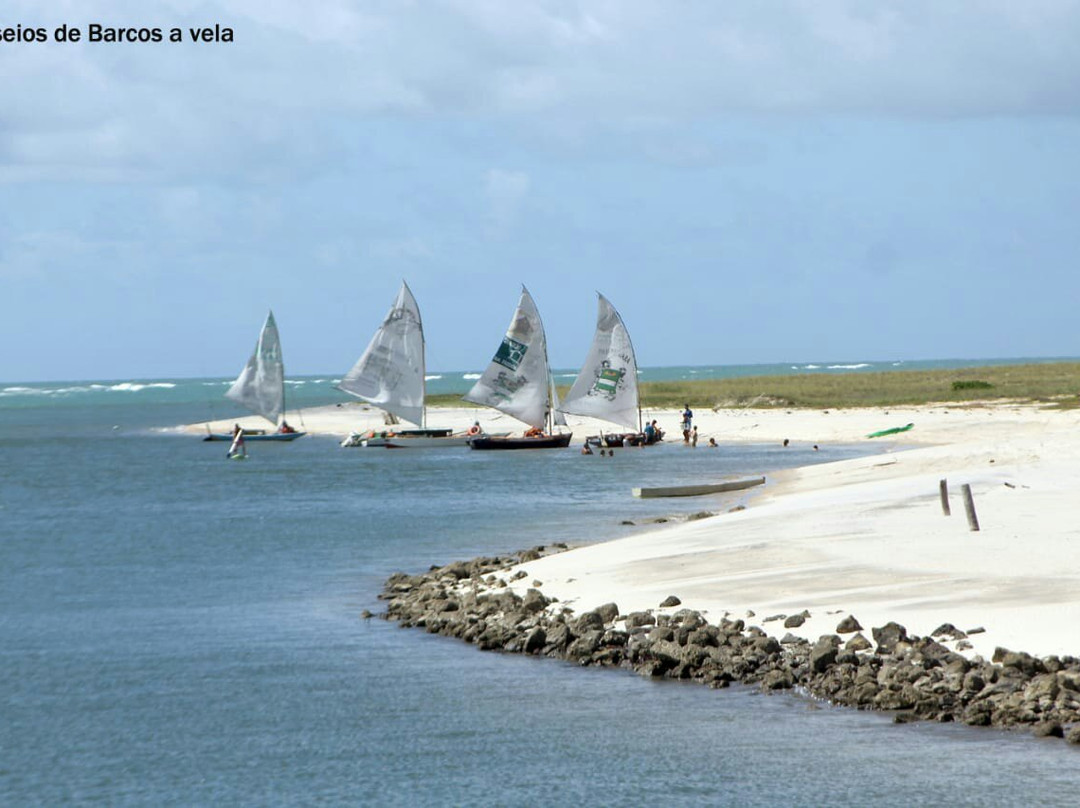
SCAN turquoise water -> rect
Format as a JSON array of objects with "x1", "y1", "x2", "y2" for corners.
[{"x1": 2, "y1": 363, "x2": 1079, "y2": 805}]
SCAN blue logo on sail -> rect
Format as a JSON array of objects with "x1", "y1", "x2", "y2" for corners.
[{"x1": 493, "y1": 337, "x2": 527, "y2": 371}]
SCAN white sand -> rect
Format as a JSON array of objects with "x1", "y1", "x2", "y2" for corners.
[
  {"x1": 185, "y1": 400, "x2": 1080, "y2": 661},
  {"x1": 497, "y1": 401, "x2": 1080, "y2": 661}
]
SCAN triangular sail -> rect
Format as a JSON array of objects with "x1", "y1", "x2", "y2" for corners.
[
  {"x1": 226, "y1": 310, "x2": 285, "y2": 426},
  {"x1": 337, "y1": 282, "x2": 425, "y2": 427},
  {"x1": 464, "y1": 286, "x2": 551, "y2": 430},
  {"x1": 560, "y1": 293, "x2": 640, "y2": 431},
  {"x1": 550, "y1": 374, "x2": 567, "y2": 428}
]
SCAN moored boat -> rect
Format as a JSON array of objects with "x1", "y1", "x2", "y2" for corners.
[
  {"x1": 338, "y1": 282, "x2": 489, "y2": 448},
  {"x1": 206, "y1": 310, "x2": 306, "y2": 442},
  {"x1": 463, "y1": 286, "x2": 572, "y2": 450},
  {"x1": 561, "y1": 293, "x2": 651, "y2": 447},
  {"x1": 468, "y1": 432, "x2": 573, "y2": 450}
]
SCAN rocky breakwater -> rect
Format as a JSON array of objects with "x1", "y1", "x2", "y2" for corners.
[{"x1": 378, "y1": 548, "x2": 1080, "y2": 744}]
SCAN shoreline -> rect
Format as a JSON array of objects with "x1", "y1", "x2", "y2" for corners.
[
  {"x1": 349, "y1": 399, "x2": 1080, "y2": 741},
  {"x1": 378, "y1": 549, "x2": 1080, "y2": 742},
  {"x1": 184, "y1": 399, "x2": 1080, "y2": 671}
]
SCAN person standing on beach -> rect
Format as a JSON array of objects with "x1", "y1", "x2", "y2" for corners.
[
  {"x1": 690, "y1": 426, "x2": 698, "y2": 447},
  {"x1": 681, "y1": 404, "x2": 693, "y2": 443}
]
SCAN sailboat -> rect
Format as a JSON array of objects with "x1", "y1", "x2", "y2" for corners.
[
  {"x1": 203, "y1": 310, "x2": 306, "y2": 441},
  {"x1": 561, "y1": 293, "x2": 651, "y2": 447},
  {"x1": 464, "y1": 286, "x2": 573, "y2": 450},
  {"x1": 337, "y1": 282, "x2": 502, "y2": 448}
]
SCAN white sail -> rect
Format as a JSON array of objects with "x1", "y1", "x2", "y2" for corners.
[
  {"x1": 337, "y1": 281, "x2": 425, "y2": 427},
  {"x1": 550, "y1": 374, "x2": 568, "y2": 427},
  {"x1": 560, "y1": 293, "x2": 640, "y2": 431},
  {"x1": 225, "y1": 310, "x2": 286, "y2": 426},
  {"x1": 464, "y1": 286, "x2": 551, "y2": 430}
]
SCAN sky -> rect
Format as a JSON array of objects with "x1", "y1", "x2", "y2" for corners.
[{"x1": 2, "y1": 0, "x2": 1080, "y2": 382}]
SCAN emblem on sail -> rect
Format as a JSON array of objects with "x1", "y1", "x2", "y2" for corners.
[
  {"x1": 494, "y1": 337, "x2": 528, "y2": 372},
  {"x1": 590, "y1": 362, "x2": 626, "y2": 401}
]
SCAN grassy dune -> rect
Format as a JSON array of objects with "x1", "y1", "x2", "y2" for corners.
[{"x1": 429, "y1": 362, "x2": 1080, "y2": 410}]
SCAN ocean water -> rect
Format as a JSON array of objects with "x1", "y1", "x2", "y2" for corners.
[{"x1": 3, "y1": 366, "x2": 1080, "y2": 806}]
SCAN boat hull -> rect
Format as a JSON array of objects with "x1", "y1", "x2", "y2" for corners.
[
  {"x1": 340, "y1": 428, "x2": 510, "y2": 448},
  {"x1": 586, "y1": 432, "x2": 656, "y2": 447},
  {"x1": 468, "y1": 433, "x2": 573, "y2": 450},
  {"x1": 204, "y1": 432, "x2": 305, "y2": 442}
]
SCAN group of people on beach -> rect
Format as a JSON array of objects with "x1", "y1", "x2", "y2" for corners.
[{"x1": 580, "y1": 403, "x2": 719, "y2": 455}]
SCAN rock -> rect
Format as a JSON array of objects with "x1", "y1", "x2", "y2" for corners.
[
  {"x1": 872, "y1": 622, "x2": 909, "y2": 654},
  {"x1": 595, "y1": 602, "x2": 620, "y2": 625},
  {"x1": 523, "y1": 626, "x2": 546, "y2": 654},
  {"x1": 1032, "y1": 722, "x2": 1064, "y2": 738},
  {"x1": 687, "y1": 511, "x2": 715, "y2": 521},
  {"x1": 624, "y1": 611, "x2": 656, "y2": 629},
  {"x1": 810, "y1": 636, "x2": 840, "y2": 673},
  {"x1": 659, "y1": 595, "x2": 682, "y2": 608},
  {"x1": 931, "y1": 623, "x2": 968, "y2": 641},
  {"x1": 511, "y1": 570, "x2": 528, "y2": 581},
  {"x1": 780, "y1": 633, "x2": 806, "y2": 646},
  {"x1": 521, "y1": 588, "x2": 549, "y2": 614},
  {"x1": 566, "y1": 630, "x2": 605, "y2": 661},
  {"x1": 572, "y1": 611, "x2": 605, "y2": 634},
  {"x1": 763, "y1": 614, "x2": 786, "y2": 623},
  {"x1": 836, "y1": 615, "x2": 863, "y2": 634},
  {"x1": 846, "y1": 633, "x2": 872, "y2": 652},
  {"x1": 967, "y1": 626, "x2": 986, "y2": 635},
  {"x1": 620, "y1": 520, "x2": 635, "y2": 525},
  {"x1": 761, "y1": 669, "x2": 794, "y2": 690},
  {"x1": 1066, "y1": 726, "x2": 1080, "y2": 745},
  {"x1": 784, "y1": 614, "x2": 806, "y2": 629},
  {"x1": 532, "y1": 580, "x2": 543, "y2": 587}
]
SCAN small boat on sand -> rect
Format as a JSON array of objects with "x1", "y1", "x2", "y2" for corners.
[
  {"x1": 464, "y1": 286, "x2": 572, "y2": 450},
  {"x1": 204, "y1": 311, "x2": 305, "y2": 442},
  {"x1": 338, "y1": 283, "x2": 502, "y2": 448},
  {"x1": 561, "y1": 293, "x2": 654, "y2": 448}
]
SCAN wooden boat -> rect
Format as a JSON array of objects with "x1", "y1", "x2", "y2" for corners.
[
  {"x1": 468, "y1": 432, "x2": 574, "y2": 450},
  {"x1": 338, "y1": 282, "x2": 479, "y2": 449},
  {"x1": 209, "y1": 310, "x2": 306, "y2": 442},
  {"x1": 561, "y1": 293, "x2": 652, "y2": 448},
  {"x1": 341, "y1": 427, "x2": 509, "y2": 448},
  {"x1": 204, "y1": 429, "x2": 304, "y2": 442},
  {"x1": 463, "y1": 286, "x2": 572, "y2": 450},
  {"x1": 633, "y1": 477, "x2": 765, "y2": 498}
]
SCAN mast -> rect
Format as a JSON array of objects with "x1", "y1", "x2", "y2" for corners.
[{"x1": 410, "y1": 280, "x2": 427, "y2": 429}]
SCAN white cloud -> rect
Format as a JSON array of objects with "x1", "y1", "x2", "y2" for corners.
[{"x1": 2, "y1": 0, "x2": 1080, "y2": 183}]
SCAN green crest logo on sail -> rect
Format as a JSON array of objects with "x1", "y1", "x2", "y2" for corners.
[
  {"x1": 493, "y1": 337, "x2": 527, "y2": 371},
  {"x1": 591, "y1": 366, "x2": 624, "y2": 400}
]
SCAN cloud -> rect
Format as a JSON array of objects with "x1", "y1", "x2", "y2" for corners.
[{"x1": 2, "y1": 0, "x2": 1080, "y2": 184}]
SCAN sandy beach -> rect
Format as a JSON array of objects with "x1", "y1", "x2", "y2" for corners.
[{"x1": 189, "y1": 400, "x2": 1080, "y2": 662}]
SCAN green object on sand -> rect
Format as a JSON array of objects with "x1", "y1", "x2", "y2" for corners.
[{"x1": 866, "y1": 423, "x2": 914, "y2": 438}]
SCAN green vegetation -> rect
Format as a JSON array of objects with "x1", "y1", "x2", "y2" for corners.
[{"x1": 428, "y1": 362, "x2": 1080, "y2": 411}]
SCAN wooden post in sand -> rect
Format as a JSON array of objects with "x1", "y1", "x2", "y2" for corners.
[
  {"x1": 961, "y1": 484, "x2": 980, "y2": 532},
  {"x1": 939, "y1": 479, "x2": 951, "y2": 516}
]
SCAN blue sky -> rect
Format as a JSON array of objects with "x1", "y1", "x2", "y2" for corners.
[{"x1": 2, "y1": 1, "x2": 1079, "y2": 381}]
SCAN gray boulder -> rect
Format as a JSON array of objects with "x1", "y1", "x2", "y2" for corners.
[{"x1": 836, "y1": 615, "x2": 863, "y2": 634}]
